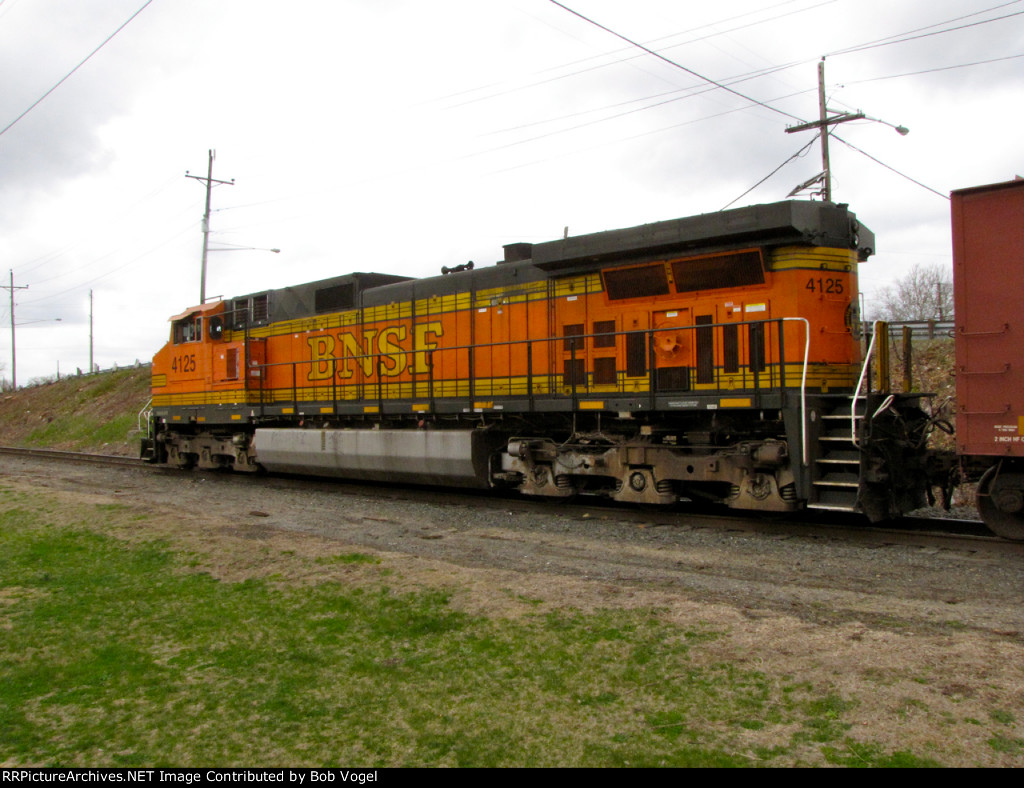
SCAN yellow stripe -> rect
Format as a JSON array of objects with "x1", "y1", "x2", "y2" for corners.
[
  {"x1": 769, "y1": 246, "x2": 857, "y2": 271},
  {"x1": 153, "y1": 362, "x2": 863, "y2": 411},
  {"x1": 719, "y1": 398, "x2": 752, "y2": 408}
]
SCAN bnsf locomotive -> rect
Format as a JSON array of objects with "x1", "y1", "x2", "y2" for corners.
[{"x1": 145, "y1": 198, "x2": 939, "y2": 526}]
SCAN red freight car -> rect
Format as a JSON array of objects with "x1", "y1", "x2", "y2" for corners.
[{"x1": 952, "y1": 178, "x2": 1024, "y2": 538}]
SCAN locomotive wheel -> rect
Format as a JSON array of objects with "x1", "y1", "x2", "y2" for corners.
[{"x1": 977, "y1": 466, "x2": 1024, "y2": 541}]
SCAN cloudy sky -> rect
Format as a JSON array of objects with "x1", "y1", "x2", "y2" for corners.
[{"x1": 0, "y1": 0, "x2": 1020, "y2": 385}]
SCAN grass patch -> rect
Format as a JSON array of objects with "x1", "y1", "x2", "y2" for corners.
[
  {"x1": 990, "y1": 709, "x2": 1017, "y2": 725},
  {"x1": 0, "y1": 489, "x2": 976, "y2": 767},
  {"x1": 316, "y1": 552, "x2": 381, "y2": 566},
  {"x1": 26, "y1": 411, "x2": 137, "y2": 449},
  {"x1": 0, "y1": 367, "x2": 150, "y2": 454}
]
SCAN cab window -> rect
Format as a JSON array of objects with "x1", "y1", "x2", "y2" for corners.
[{"x1": 173, "y1": 316, "x2": 202, "y2": 344}]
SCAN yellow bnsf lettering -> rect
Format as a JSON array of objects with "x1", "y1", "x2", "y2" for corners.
[
  {"x1": 306, "y1": 324, "x2": 444, "y2": 382},
  {"x1": 377, "y1": 326, "x2": 407, "y2": 376},
  {"x1": 306, "y1": 335, "x2": 336, "y2": 380},
  {"x1": 338, "y1": 331, "x2": 374, "y2": 379},
  {"x1": 414, "y1": 321, "x2": 442, "y2": 374}
]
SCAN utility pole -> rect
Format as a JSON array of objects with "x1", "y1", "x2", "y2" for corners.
[
  {"x1": 1, "y1": 271, "x2": 29, "y2": 389},
  {"x1": 89, "y1": 289, "x2": 94, "y2": 373},
  {"x1": 186, "y1": 150, "x2": 234, "y2": 304},
  {"x1": 785, "y1": 58, "x2": 864, "y2": 202}
]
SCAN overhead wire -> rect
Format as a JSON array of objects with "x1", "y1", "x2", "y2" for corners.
[
  {"x1": 826, "y1": 1, "x2": 1024, "y2": 57},
  {"x1": 0, "y1": 0, "x2": 156, "y2": 138},
  {"x1": 15, "y1": 174, "x2": 183, "y2": 280},
  {"x1": 548, "y1": 0, "x2": 807, "y2": 123},
  {"x1": 841, "y1": 52, "x2": 1024, "y2": 85},
  {"x1": 720, "y1": 136, "x2": 819, "y2": 211},
  {"x1": 544, "y1": 0, "x2": 1021, "y2": 204},
  {"x1": 508, "y1": 0, "x2": 1020, "y2": 186},
  {"x1": 831, "y1": 135, "x2": 948, "y2": 200},
  {"x1": 12, "y1": 1, "x2": 1021, "y2": 306},
  {"x1": 21, "y1": 223, "x2": 196, "y2": 307},
  {"x1": 448, "y1": 0, "x2": 837, "y2": 110}
]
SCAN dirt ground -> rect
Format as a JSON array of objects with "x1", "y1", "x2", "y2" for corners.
[{"x1": 3, "y1": 455, "x2": 1023, "y2": 766}]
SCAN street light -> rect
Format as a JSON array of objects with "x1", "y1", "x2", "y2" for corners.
[
  {"x1": 785, "y1": 59, "x2": 910, "y2": 202},
  {"x1": 202, "y1": 245, "x2": 281, "y2": 303},
  {"x1": 862, "y1": 115, "x2": 909, "y2": 136},
  {"x1": 209, "y1": 244, "x2": 281, "y2": 254}
]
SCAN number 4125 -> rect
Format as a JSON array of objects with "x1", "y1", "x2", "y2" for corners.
[
  {"x1": 806, "y1": 277, "x2": 844, "y2": 294},
  {"x1": 171, "y1": 354, "x2": 196, "y2": 373}
]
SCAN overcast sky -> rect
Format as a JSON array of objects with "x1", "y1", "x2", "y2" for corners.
[{"x1": 0, "y1": 0, "x2": 1020, "y2": 385}]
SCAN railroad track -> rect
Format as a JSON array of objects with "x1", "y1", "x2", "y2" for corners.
[
  {"x1": 0, "y1": 445, "x2": 1013, "y2": 551},
  {"x1": 0, "y1": 446, "x2": 145, "y2": 468}
]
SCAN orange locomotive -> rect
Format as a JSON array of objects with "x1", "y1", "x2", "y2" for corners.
[{"x1": 145, "y1": 199, "x2": 933, "y2": 520}]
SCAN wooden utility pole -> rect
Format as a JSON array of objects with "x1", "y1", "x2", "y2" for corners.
[
  {"x1": 186, "y1": 150, "x2": 234, "y2": 304},
  {"x1": 89, "y1": 289, "x2": 94, "y2": 373},
  {"x1": 785, "y1": 58, "x2": 864, "y2": 202},
  {"x1": 1, "y1": 271, "x2": 29, "y2": 389}
]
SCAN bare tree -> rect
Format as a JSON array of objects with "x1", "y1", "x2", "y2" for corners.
[{"x1": 873, "y1": 262, "x2": 954, "y2": 321}]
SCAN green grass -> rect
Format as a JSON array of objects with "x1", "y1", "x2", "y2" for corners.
[
  {"x1": 0, "y1": 367, "x2": 150, "y2": 453},
  {"x1": 26, "y1": 412, "x2": 137, "y2": 449},
  {"x1": 0, "y1": 490, "x2": 986, "y2": 767}
]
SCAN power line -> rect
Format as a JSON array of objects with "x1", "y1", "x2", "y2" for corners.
[
  {"x1": 22, "y1": 224, "x2": 195, "y2": 307},
  {"x1": 0, "y1": 0, "x2": 156, "y2": 138},
  {"x1": 832, "y1": 134, "x2": 948, "y2": 200},
  {"x1": 721, "y1": 136, "x2": 818, "y2": 211},
  {"x1": 449, "y1": 0, "x2": 836, "y2": 110},
  {"x1": 481, "y1": 0, "x2": 1022, "y2": 142},
  {"x1": 842, "y1": 52, "x2": 1024, "y2": 85},
  {"x1": 827, "y1": 1, "x2": 1024, "y2": 57},
  {"x1": 548, "y1": 0, "x2": 806, "y2": 123},
  {"x1": 15, "y1": 174, "x2": 182, "y2": 280}
]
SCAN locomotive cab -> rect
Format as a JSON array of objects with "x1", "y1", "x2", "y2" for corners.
[
  {"x1": 157, "y1": 301, "x2": 226, "y2": 389},
  {"x1": 147, "y1": 300, "x2": 263, "y2": 471}
]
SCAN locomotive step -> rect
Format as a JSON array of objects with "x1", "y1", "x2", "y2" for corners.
[{"x1": 806, "y1": 502, "x2": 859, "y2": 512}]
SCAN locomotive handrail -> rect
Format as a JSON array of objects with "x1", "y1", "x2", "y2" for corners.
[
  {"x1": 851, "y1": 321, "x2": 883, "y2": 450},
  {"x1": 248, "y1": 316, "x2": 796, "y2": 414},
  {"x1": 138, "y1": 399, "x2": 153, "y2": 438},
  {"x1": 781, "y1": 317, "x2": 810, "y2": 466}
]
